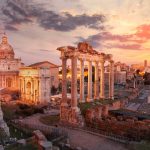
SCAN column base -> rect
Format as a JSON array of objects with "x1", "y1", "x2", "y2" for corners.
[
  {"x1": 71, "y1": 106, "x2": 80, "y2": 113},
  {"x1": 109, "y1": 97, "x2": 114, "y2": 100},
  {"x1": 79, "y1": 99, "x2": 85, "y2": 103},
  {"x1": 61, "y1": 102, "x2": 68, "y2": 107},
  {"x1": 60, "y1": 106, "x2": 84, "y2": 127},
  {"x1": 86, "y1": 98, "x2": 93, "y2": 102},
  {"x1": 100, "y1": 96, "x2": 105, "y2": 100},
  {"x1": 94, "y1": 96, "x2": 99, "y2": 100}
]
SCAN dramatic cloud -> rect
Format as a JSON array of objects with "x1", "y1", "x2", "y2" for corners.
[
  {"x1": 1, "y1": 0, "x2": 106, "y2": 31},
  {"x1": 38, "y1": 12, "x2": 105, "y2": 31},
  {"x1": 136, "y1": 24, "x2": 150, "y2": 39},
  {"x1": 106, "y1": 43, "x2": 142, "y2": 50},
  {"x1": 77, "y1": 24, "x2": 150, "y2": 50}
]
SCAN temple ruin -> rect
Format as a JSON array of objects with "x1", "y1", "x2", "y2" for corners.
[{"x1": 57, "y1": 42, "x2": 114, "y2": 125}]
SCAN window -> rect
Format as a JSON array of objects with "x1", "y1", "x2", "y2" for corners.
[{"x1": 8, "y1": 65, "x2": 10, "y2": 70}]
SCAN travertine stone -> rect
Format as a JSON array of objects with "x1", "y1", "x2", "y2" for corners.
[
  {"x1": 94, "y1": 61, "x2": 99, "y2": 99},
  {"x1": 19, "y1": 67, "x2": 51, "y2": 104},
  {"x1": 87, "y1": 61, "x2": 92, "y2": 102},
  {"x1": 109, "y1": 60, "x2": 114, "y2": 99},
  {"x1": 57, "y1": 42, "x2": 114, "y2": 126},
  {"x1": 61, "y1": 58, "x2": 68, "y2": 106},
  {"x1": 71, "y1": 56, "x2": 78, "y2": 110},
  {"x1": 100, "y1": 59, "x2": 105, "y2": 99},
  {"x1": 80, "y1": 59, "x2": 85, "y2": 103}
]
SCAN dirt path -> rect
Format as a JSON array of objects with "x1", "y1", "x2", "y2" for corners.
[{"x1": 20, "y1": 114, "x2": 128, "y2": 150}]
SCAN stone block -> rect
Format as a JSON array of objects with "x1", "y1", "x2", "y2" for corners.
[
  {"x1": 0, "y1": 145, "x2": 4, "y2": 150},
  {"x1": 17, "y1": 139, "x2": 26, "y2": 146},
  {"x1": 39, "y1": 141, "x2": 52, "y2": 150}
]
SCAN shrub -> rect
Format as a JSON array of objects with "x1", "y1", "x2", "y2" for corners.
[{"x1": 18, "y1": 103, "x2": 30, "y2": 110}]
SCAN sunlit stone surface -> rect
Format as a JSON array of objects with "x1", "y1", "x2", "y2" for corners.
[
  {"x1": 57, "y1": 42, "x2": 114, "y2": 126},
  {"x1": 19, "y1": 67, "x2": 51, "y2": 104},
  {"x1": 0, "y1": 102, "x2": 10, "y2": 137},
  {"x1": 0, "y1": 35, "x2": 23, "y2": 89}
]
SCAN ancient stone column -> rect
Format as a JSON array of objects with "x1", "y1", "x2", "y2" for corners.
[
  {"x1": 61, "y1": 57, "x2": 68, "y2": 106},
  {"x1": 16, "y1": 75, "x2": 18, "y2": 88},
  {"x1": 31, "y1": 78, "x2": 34, "y2": 102},
  {"x1": 80, "y1": 59, "x2": 85, "y2": 103},
  {"x1": 3, "y1": 76, "x2": 5, "y2": 88},
  {"x1": 94, "y1": 61, "x2": 99, "y2": 99},
  {"x1": 23, "y1": 78, "x2": 26, "y2": 100},
  {"x1": 109, "y1": 60, "x2": 114, "y2": 99},
  {"x1": 0, "y1": 76, "x2": 1, "y2": 87},
  {"x1": 87, "y1": 60, "x2": 93, "y2": 102},
  {"x1": 71, "y1": 56, "x2": 78, "y2": 111},
  {"x1": 20, "y1": 79, "x2": 22, "y2": 99},
  {"x1": 38, "y1": 78, "x2": 42, "y2": 103},
  {"x1": 2, "y1": 75, "x2": 4, "y2": 88},
  {"x1": 35, "y1": 79, "x2": 39, "y2": 103},
  {"x1": 100, "y1": 59, "x2": 105, "y2": 99}
]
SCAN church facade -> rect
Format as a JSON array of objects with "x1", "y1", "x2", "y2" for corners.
[{"x1": 0, "y1": 35, "x2": 23, "y2": 89}]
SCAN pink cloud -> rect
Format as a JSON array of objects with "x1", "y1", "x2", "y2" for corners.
[
  {"x1": 136, "y1": 24, "x2": 150, "y2": 39},
  {"x1": 106, "y1": 43, "x2": 142, "y2": 50},
  {"x1": 82, "y1": 24, "x2": 150, "y2": 50}
]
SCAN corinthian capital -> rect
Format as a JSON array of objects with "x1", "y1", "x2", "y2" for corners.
[{"x1": 109, "y1": 60, "x2": 114, "y2": 64}]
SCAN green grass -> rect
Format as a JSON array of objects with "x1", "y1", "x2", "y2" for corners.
[
  {"x1": 39, "y1": 115, "x2": 60, "y2": 126},
  {"x1": 1, "y1": 103, "x2": 44, "y2": 121},
  {"x1": 79, "y1": 102, "x2": 95, "y2": 116},
  {"x1": 9, "y1": 125, "x2": 31, "y2": 140},
  {"x1": 5, "y1": 142, "x2": 38, "y2": 150},
  {"x1": 128, "y1": 141, "x2": 150, "y2": 150},
  {"x1": 1, "y1": 103, "x2": 19, "y2": 121},
  {"x1": 0, "y1": 127, "x2": 9, "y2": 142}
]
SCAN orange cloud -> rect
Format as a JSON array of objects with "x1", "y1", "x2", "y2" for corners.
[{"x1": 79, "y1": 24, "x2": 150, "y2": 50}]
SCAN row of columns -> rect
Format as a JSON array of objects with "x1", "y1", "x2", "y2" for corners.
[
  {"x1": 61, "y1": 56, "x2": 114, "y2": 109},
  {"x1": 80, "y1": 59, "x2": 114, "y2": 102}
]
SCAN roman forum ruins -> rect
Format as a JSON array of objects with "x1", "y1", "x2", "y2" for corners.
[{"x1": 57, "y1": 42, "x2": 114, "y2": 125}]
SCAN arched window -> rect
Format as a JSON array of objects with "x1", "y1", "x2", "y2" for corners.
[
  {"x1": 6, "y1": 78, "x2": 12, "y2": 88},
  {"x1": 26, "y1": 82, "x2": 31, "y2": 94},
  {"x1": 8, "y1": 65, "x2": 10, "y2": 70}
]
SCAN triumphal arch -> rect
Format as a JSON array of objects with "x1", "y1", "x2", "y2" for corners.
[
  {"x1": 57, "y1": 42, "x2": 114, "y2": 125},
  {"x1": 19, "y1": 67, "x2": 51, "y2": 104}
]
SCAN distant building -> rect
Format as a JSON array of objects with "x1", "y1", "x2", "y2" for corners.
[
  {"x1": 105, "y1": 71, "x2": 126, "y2": 85},
  {"x1": 29, "y1": 61, "x2": 59, "y2": 88},
  {"x1": 131, "y1": 63, "x2": 144, "y2": 71},
  {"x1": 144, "y1": 60, "x2": 148, "y2": 68},
  {"x1": 143, "y1": 66, "x2": 150, "y2": 85},
  {"x1": 114, "y1": 71, "x2": 126, "y2": 84},
  {"x1": 114, "y1": 62, "x2": 129, "y2": 72},
  {"x1": 105, "y1": 62, "x2": 127, "y2": 85},
  {"x1": 127, "y1": 72, "x2": 134, "y2": 80}
]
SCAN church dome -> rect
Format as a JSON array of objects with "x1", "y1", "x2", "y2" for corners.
[{"x1": 0, "y1": 35, "x2": 15, "y2": 59}]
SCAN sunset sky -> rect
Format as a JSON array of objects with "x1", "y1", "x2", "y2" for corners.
[{"x1": 0, "y1": 0, "x2": 150, "y2": 66}]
